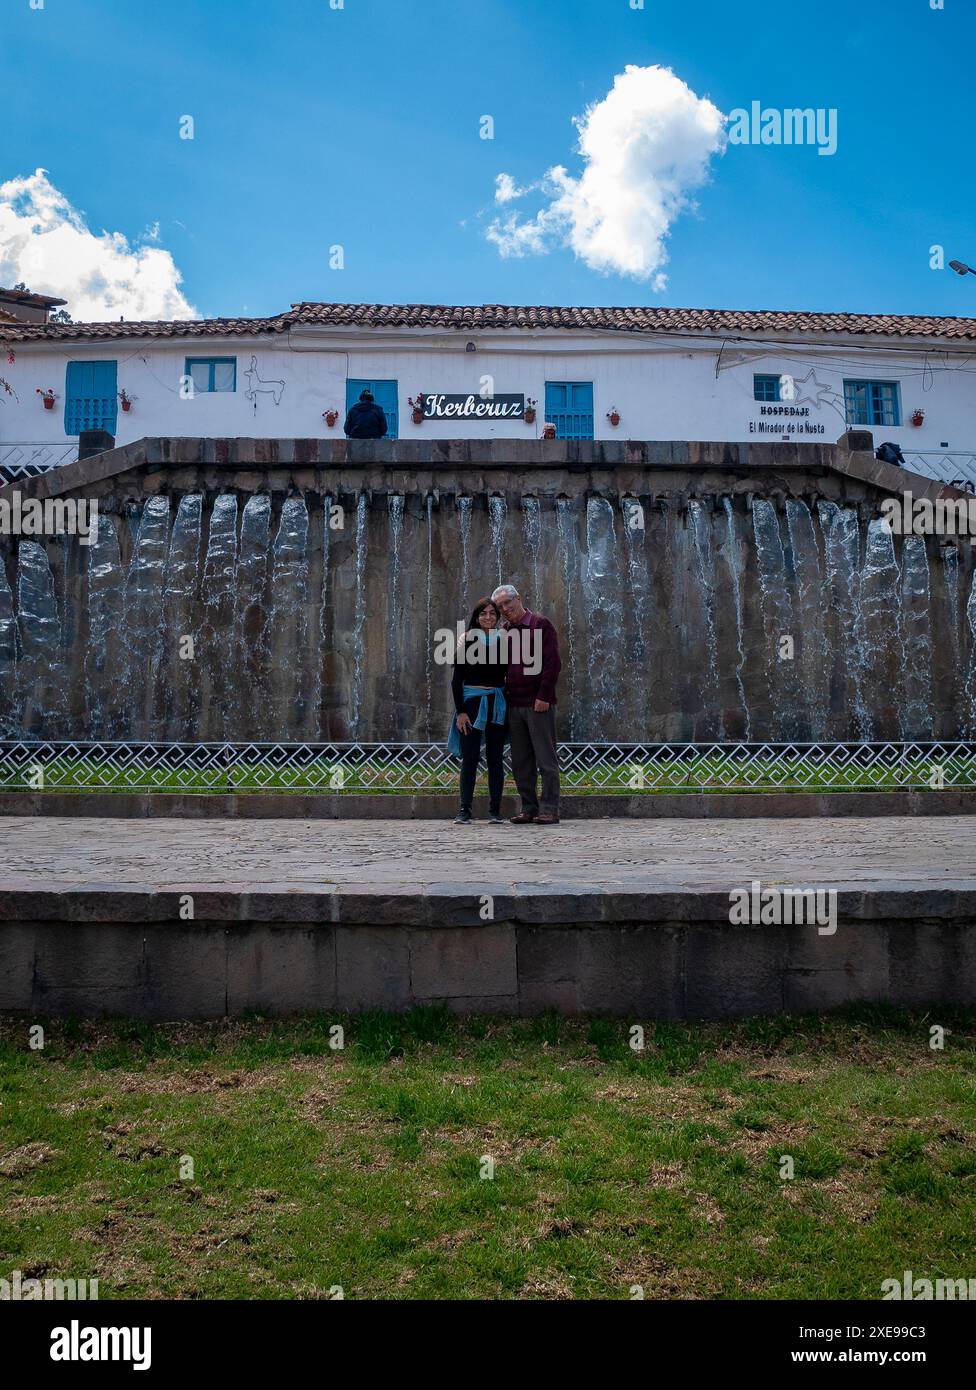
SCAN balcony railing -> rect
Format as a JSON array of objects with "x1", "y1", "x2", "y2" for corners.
[
  {"x1": 0, "y1": 442, "x2": 78, "y2": 483},
  {"x1": 901, "y1": 451, "x2": 976, "y2": 490}
]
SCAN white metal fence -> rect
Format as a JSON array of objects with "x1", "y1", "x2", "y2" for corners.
[
  {"x1": 0, "y1": 442, "x2": 78, "y2": 482},
  {"x1": 0, "y1": 740, "x2": 973, "y2": 794}
]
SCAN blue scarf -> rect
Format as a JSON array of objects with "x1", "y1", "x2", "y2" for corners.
[{"x1": 446, "y1": 631, "x2": 507, "y2": 755}]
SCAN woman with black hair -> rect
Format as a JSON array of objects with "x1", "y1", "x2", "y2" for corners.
[{"x1": 447, "y1": 597, "x2": 508, "y2": 824}]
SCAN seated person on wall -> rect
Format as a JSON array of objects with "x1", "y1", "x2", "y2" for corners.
[{"x1": 344, "y1": 389, "x2": 389, "y2": 439}]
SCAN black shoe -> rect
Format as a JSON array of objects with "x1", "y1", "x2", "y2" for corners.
[
  {"x1": 454, "y1": 809, "x2": 473, "y2": 825},
  {"x1": 488, "y1": 811, "x2": 505, "y2": 824}
]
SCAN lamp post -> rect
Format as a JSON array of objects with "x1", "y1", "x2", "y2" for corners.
[{"x1": 949, "y1": 259, "x2": 974, "y2": 277}]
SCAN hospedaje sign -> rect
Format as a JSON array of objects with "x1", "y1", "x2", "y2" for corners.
[{"x1": 419, "y1": 393, "x2": 525, "y2": 420}]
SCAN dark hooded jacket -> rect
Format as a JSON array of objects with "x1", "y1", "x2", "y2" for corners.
[{"x1": 344, "y1": 400, "x2": 389, "y2": 439}]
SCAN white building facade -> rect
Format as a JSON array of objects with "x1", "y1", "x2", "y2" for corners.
[{"x1": 2, "y1": 301, "x2": 975, "y2": 483}]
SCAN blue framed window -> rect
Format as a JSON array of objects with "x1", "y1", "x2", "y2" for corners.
[
  {"x1": 346, "y1": 378, "x2": 398, "y2": 439},
  {"x1": 844, "y1": 379, "x2": 900, "y2": 428},
  {"x1": 185, "y1": 357, "x2": 237, "y2": 393},
  {"x1": 545, "y1": 381, "x2": 593, "y2": 439},
  {"x1": 754, "y1": 374, "x2": 781, "y2": 402},
  {"x1": 64, "y1": 360, "x2": 117, "y2": 435}
]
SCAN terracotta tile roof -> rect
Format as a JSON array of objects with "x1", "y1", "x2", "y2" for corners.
[
  {"x1": 2, "y1": 302, "x2": 975, "y2": 343},
  {"x1": 0, "y1": 286, "x2": 67, "y2": 308}
]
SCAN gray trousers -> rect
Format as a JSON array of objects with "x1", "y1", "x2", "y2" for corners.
[{"x1": 508, "y1": 706, "x2": 560, "y2": 815}]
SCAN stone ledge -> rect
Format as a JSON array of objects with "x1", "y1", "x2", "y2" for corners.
[{"x1": 1, "y1": 790, "x2": 975, "y2": 818}]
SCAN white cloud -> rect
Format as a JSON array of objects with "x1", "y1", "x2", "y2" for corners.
[
  {"x1": 0, "y1": 169, "x2": 199, "y2": 320},
  {"x1": 486, "y1": 65, "x2": 726, "y2": 285}
]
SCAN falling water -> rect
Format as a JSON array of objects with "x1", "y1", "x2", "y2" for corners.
[
  {"x1": 236, "y1": 494, "x2": 271, "y2": 738},
  {"x1": 488, "y1": 493, "x2": 507, "y2": 587},
  {"x1": 752, "y1": 499, "x2": 801, "y2": 740},
  {"x1": 351, "y1": 492, "x2": 368, "y2": 735},
  {"x1": 85, "y1": 512, "x2": 125, "y2": 739},
  {"x1": 388, "y1": 494, "x2": 404, "y2": 670},
  {"x1": 201, "y1": 494, "x2": 239, "y2": 739},
  {"x1": 425, "y1": 493, "x2": 433, "y2": 741},
  {"x1": 858, "y1": 517, "x2": 902, "y2": 739},
  {"x1": 818, "y1": 502, "x2": 870, "y2": 740},
  {"x1": 0, "y1": 557, "x2": 16, "y2": 736},
  {"x1": 721, "y1": 497, "x2": 750, "y2": 740},
  {"x1": 266, "y1": 496, "x2": 310, "y2": 735},
  {"x1": 160, "y1": 494, "x2": 203, "y2": 739},
  {"x1": 457, "y1": 496, "x2": 473, "y2": 613},
  {"x1": 521, "y1": 495, "x2": 541, "y2": 606},
  {"x1": 15, "y1": 542, "x2": 63, "y2": 736},
  {"x1": 689, "y1": 500, "x2": 722, "y2": 738},
  {"x1": 122, "y1": 494, "x2": 170, "y2": 738},
  {"x1": 785, "y1": 499, "x2": 829, "y2": 739},
  {"x1": 556, "y1": 498, "x2": 579, "y2": 738},
  {"x1": 967, "y1": 571, "x2": 976, "y2": 737},
  {"x1": 621, "y1": 497, "x2": 648, "y2": 666},
  {"x1": 582, "y1": 497, "x2": 624, "y2": 736},
  {"x1": 900, "y1": 535, "x2": 932, "y2": 739}
]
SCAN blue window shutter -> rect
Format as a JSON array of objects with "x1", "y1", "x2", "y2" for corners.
[
  {"x1": 64, "y1": 360, "x2": 117, "y2": 435},
  {"x1": 346, "y1": 378, "x2": 398, "y2": 439},
  {"x1": 545, "y1": 381, "x2": 593, "y2": 439}
]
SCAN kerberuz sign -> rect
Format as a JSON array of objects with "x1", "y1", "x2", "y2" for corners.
[{"x1": 421, "y1": 392, "x2": 525, "y2": 420}]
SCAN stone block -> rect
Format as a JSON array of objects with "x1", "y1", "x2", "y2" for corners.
[
  {"x1": 32, "y1": 924, "x2": 148, "y2": 1016},
  {"x1": 409, "y1": 925, "x2": 517, "y2": 1001},
  {"x1": 783, "y1": 921, "x2": 889, "y2": 1011},
  {"x1": 683, "y1": 924, "x2": 785, "y2": 1017},
  {"x1": 335, "y1": 925, "x2": 411, "y2": 1009},
  {"x1": 227, "y1": 925, "x2": 336, "y2": 1013},
  {"x1": 575, "y1": 924, "x2": 684, "y2": 1016},
  {"x1": 144, "y1": 927, "x2": 228, "y2": 1018},
  {"x1": 0, "y1": 924, "x2": 35, "y2": 1010}
]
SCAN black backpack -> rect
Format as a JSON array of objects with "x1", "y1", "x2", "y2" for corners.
[{"x1": 875, "y1": 441, "x2": 905, "y2": 466}]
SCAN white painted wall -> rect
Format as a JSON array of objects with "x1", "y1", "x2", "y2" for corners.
[{"x1": 2, "y1": 329, "x2": 974, "y2": 455}]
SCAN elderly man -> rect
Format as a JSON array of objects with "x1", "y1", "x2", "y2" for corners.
[{"x1": 490, "y1": 583, "x2": 562, "y2": 825}]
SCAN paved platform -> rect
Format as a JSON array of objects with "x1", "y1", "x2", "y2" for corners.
[{"x1": 2, "y1": 817, "x2": 975, "y2": 1018}]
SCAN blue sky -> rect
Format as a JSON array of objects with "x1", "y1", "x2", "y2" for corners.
[{"x1": 1, "y1": 0, "x2": 974, "y2": 319}]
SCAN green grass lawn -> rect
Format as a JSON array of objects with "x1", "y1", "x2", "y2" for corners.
[
  {"x1": 1, "y1": 1007, "x2": 974, "y2": 1300},
  {"x1": 2, "y1": 750, "x2": 973, "y2": 794}
]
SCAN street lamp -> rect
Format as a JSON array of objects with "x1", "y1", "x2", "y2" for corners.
[{"x1": 949, "y1": 259, "x2": 974, "y2": 276}]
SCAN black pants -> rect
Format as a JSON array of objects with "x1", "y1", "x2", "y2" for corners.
[{"x1": 457, "y1": 694, "x2": 506, "y2": 813}]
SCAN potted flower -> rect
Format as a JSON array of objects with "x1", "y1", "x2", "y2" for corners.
[
  {"x1": 524, "y1": 397, "x2": 537, "y2": 425},
  {"x1": 543, "y1": 422, "x2": 557, "y2": 440},
  {"x1": 408, "y1": 393, "x2": 426, "y2": 425},
  {"x1": 118, "y1": 388, "x2": 134, "y2": 413},
  {"x1": 323, "y1": 408, "x2": 340, "y2": 428},
  {"x1": 36, "y1": 386, "x2": 57, "y2": 410},
  {"x1": 911, "y1": 408, "x2": 925, "y2": 427},
  {"x1": 606, "y1": 407, "x2": 621, "y2": 428}
]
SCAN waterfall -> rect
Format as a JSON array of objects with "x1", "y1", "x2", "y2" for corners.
[
  {"x1": 201, "y1": 494, "x2": 239, "y2": 739},
  {"x1": 721, "y1": 497, "x2": 750, "y2": 740},
  {"x1": 0, "y1": 556, "x2": 16, "y2": 736},
  {"x1": 236, "y1": 495, "x2": 271, "y2": 739},
  {"x1": 966, "y1": 570, "x2": 976, "y2": 737},
  {"x1": 858, "y1": 517, "x2": 902, "y2": 740},
  {"x1": 85, "y1": 513, "x2": 125, "y2": 739},
  {"x1": 457, "y1": 495, "x2": 472, "y2": 613},
  {"x1": 785, "y1": 499, "x2": 829, "y2": 739},
  {"x1": 351, "y1": 492, "x2": 368, "y2": 735},
  {"x1": 161, "y1": 494, "x2": 203, "y2": 740},
  {"x1": 266, "y1": 496, "x2": 309, "y2": 736},
  {"x1": 425, "y1": 494, "x2": 433, "y2": 741},
  {"x1": 521, "y1": 495, "x2": 541, "y2": 607},
  {"x1": 488, "y1": 493, "x2": 507, "y2": 587},
  {"x1": 15, "y1": 541, "x2": 63, "y2": 737},
  {"x1": 582, "y1": 497, "x2": 623, "y2": 736},
  {"x1": 621, "y1": 497, "x2": 648, "y2": 665},
  {"x1": 388, "y1": 494, "x2": 404, "y2": 672},
  {"x1": 123, "y1": 494, "x2": 170, "y2": 738},
  {"x1": 312, "y1": 493, "x2": 333, "y2": 740},
  {"x1": 752, "y1": 499, "x2": 802, "y2": 740},
  {"x1": 900, "y1": 536, "x2": 932, "y2": 740},
  {"x1": 556, "y1": 498, "x2": 579, "y2": 738},
  {"x1": 689, "y1": 500, "x2": 722, "y2": 738},
  {"x1": 817, "y1": 502, "x2": 869, "y2": 740}
]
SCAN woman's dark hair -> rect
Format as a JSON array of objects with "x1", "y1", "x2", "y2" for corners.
[
  {"x1": 467, "y1": 597, "x2": 499, "y2": 631},
  {"x1": 359, "y1": 389, "x2": 374, "y2": 402}
]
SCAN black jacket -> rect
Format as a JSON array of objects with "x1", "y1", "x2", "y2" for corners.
[{"x1": 344, "y1": 401, "x2": 389, "y2": 439}]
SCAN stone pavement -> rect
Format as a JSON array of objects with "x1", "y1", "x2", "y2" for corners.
[
  {"x1": 3, "y1": 818, "x2": 975, "y2": 1018},
  {"x1": 2, "y1": 816, "x2": 976, "y2": 910}
]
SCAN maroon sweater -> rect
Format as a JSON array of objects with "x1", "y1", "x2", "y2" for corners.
[{"x1": 504, "y1": 610, "x2": 561, "y2": 707}]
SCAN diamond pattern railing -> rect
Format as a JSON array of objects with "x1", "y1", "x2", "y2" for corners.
[
  {"x1": 1, "y1": 740, "x2": 974, "y2": 795},
  {"x1": 902, "y1": 451, "x2": 976, "y2": 491},
  {"x1": 0, "y1": 442, "x2": 78, "y2": 483}
]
